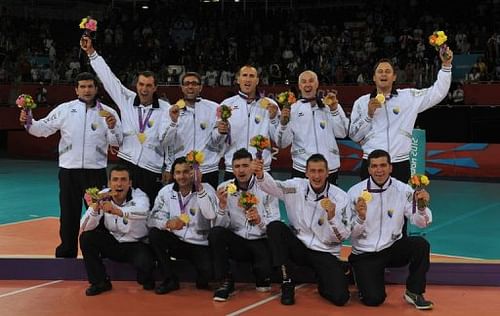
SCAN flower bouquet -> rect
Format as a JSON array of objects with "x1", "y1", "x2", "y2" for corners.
[
  {"x1": 79, "y1": 16, "x2": 98, "y2": 39},
  {"x1": 186, "y1": 150, "x2": 205, "y2": 190},
  {"x1": 409, "y1": 174, "x2": 430, "y2": 210},
  {"x1": 238, "y1": 191, "x2": 259, "y2": 225},
  {"x1": 217, "y1": 104, "x2": 232, "y2": 143},
  {"x1": 276, "y1": 91, "x2": 296, "y2": 109},
  {"x1": 84, "y1": 187, "x2": 113, "y2": 206},
  {"x1": 249, "y1": 134, "x2": 271, "y2": 159},
  {"x1": 238, "y1": 191, "x2": 259, "y2": 209},
  {"x1": 16, "y1": 94, "x2": 37, "y2": 128},
  {"x1": 217, "y1": 104, "x2": 232, "y2": 121},
  {"x1": 428, "y1": 30, "x2": 450, "y2": 60}
]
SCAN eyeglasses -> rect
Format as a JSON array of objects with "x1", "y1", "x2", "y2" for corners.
[{"x1": 182, "y1": 81, "x2": 201, "y2": 86}]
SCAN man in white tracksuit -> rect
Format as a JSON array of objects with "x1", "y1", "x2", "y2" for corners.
[
  {"x1": 347, "y1": 149, "x2": 433, "y2": 310},
  {"x1": 276, "y1": 70, "x2": 349, "y2": 185},
  {"x1": 219, "y1": 65, "x2": 280, "y2": 180},
  {"x1": 254, "y1": 153, "x2": 351, "y2": 306},
  {"x1": 349, "y1": 47, "x2": 454, "y2": 183},
  {"x1": 210, "y1": 148, "x2": 280, "y2": 302},
  {"x1": 148, "y1": 157, "x2": 218, "y2": 294},
  {"x1": 19, "y1": 72, "x2": 122, "y2": 258},
  {"x1": 80, "y1": 35, "x2": 172, "y2": 207},
  {"x1": 164, "y1": 72, "x2": 227, "y2": 189},
  {"x1": 80, "y1": 165, "x2": 154, "y2": 296}
]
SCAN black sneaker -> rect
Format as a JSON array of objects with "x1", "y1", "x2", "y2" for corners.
[
  {"x1": 213, "y1": 279, "x2": 235, "y2": 302},
  {"x1": 280, "y1": 279, "x2": 295, "y2": 305},
  {"x1": 404, "y1": 290, "x2": 433, "y2": 310},
  {"x1": 255, "y1": 277, "x2": 272, "y2": 292},
  {"x1": 85, "y1": 280, "x2": 112, "y2": 296},
  {"x1": 154, "y1": 278, "x2": 180, "y2": 295},
  {"x1": 142, "y1": 280, "x2": 155, "y2": 291}
]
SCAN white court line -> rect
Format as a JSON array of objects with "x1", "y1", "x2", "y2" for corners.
[
  {"x1": 0, "y1": 216, "x2": 59, "y2": 227},
  {"x1": 226, "y1": 284, "x2": 307, "y2": 316},
  {"x1": 0, "y1": 280, "x2": 63, "y2": 298}
]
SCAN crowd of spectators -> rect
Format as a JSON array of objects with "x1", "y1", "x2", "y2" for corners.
[{"x1": 1, "y1": 0, "x2": 500, "y2": 88}]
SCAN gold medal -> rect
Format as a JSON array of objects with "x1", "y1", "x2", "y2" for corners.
[
  {"x1": 375, "y1": 93, "x2": 385, "y2": 104},
  {"x1": 137, "y1": 132, "x2": 146, "y2": 144},
  {"x1": 99, "y1": 110, "x2": 110, "y2": 117},
  {"x1": 179, "y1": 213, "x2": 190, "y2": 225}
]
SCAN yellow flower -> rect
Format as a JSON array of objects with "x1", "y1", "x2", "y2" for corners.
[
  {"x1": 421, "y1": 175, "x2": 430, "y2": 186},
  {"x1": 226, "y1": 182, "x2": 237, "y2": 195},
  {"x1": 360, "y1": 190, "x2": 372, "y2": 203},
  {"x1": 278, "y1": 93, "x2": 287, "y2": 104},
  {"x1": 79, "y1": 18, "x2": 88, "y2": 29},
  {"x1": 179, "y1": 214, "x2": 190, "y2": 225},
  {"x1": 194, "y1": 151, "x2": 205, "y2": 164},
  {"x1": 175, "y1": 99, "x2": 186, "y2": 109},
  {"x1": 375, "y1": 93, "x2": 385, "y2": 104}
]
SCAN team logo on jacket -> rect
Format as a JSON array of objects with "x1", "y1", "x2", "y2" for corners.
[
  {"x1": 200, "y1": 122, "x2": 207, "y2": 130},
  {"x1": 148, "y1": 120, "x2": 154, "y2": 127},
  {"x1": 190, "y1": 208, "x2": 197, "y2": 216},
  {"x1": 392, "y1": 106, "x2": 400, "y2": 115},
  {"x1": 254, "y1": 115, "x2": 262, "y2": 124},
  {"x1": 91, "y1": 123, "x2": 98, "y2": 131},
  {"x1": 319, "y1": 120, "x2": 326, "y2": 129},
  {"x1": 387, "y1": 209, "x2": 394, "y2": 218},
  {"x1": 318, "y1": 216, "x2": 325, "y2": 226}
]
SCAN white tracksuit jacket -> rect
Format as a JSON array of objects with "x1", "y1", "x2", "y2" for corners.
[{"x1": 27, "y1": 99, "x2": 122, "y2": 169}]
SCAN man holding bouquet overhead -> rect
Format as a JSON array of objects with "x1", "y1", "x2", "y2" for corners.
[
  {"x1": 80, "y1": 33, "x2": 171, "y2": 207},
  {"x1": 275, "y1": 70, "x2": 349, "y2": 185},
  {"x1": 346, "y1": 149, "x2": 433, "y2": 310},
  {"x1": 349, "y1": 34, "x2": 454, "y2": 183},
  {"x1": 210, "y1": 148, "x2": 280, "y2": 302},
  {"x1": 19, "y1": 72, "x2": 122, "y2": 258},
  {"x1": 253, "y1": 153, "x2": 351, "y2": 306},
  {"x1": 147, "y1": 156, "x2": 218, "y2": 294}
]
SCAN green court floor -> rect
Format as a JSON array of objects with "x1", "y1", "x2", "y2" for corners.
[{"x1": 0, "y1": 159, "x2": 499, "y2": 260}]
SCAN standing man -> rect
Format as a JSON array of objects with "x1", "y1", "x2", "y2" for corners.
[
  {"x1": 254, "y1": 153, "x2": 351, "y2": 306},
  {"x1": 276, "y1": 70, "x2": 349, "y2": 185},
  {"x1": 148, "y1": 157, "x2": 218, "y2": 294},
  {"x1": 164, "y1": 72, "x2": 227, "y2": 189},
  {"x1": 80, "y1": 165, "x2": 154, "y2": 296},
  {"x1": 347, "y1": 149, "x2": 433, "y2": 309},
  {"x1": 19, "y1": 72, "x2": 122, "y2": 258},
  {"x1": 80, "y1": 35, "x2": 171, "y2": 206},
  {"x1": 349, "y1": 48, "x2": 454, "y2": 182},
  {"x1": 220, "y1": 65, "x2": 280, "y2": 180},
  {"x1": 210, "y1": 148, "x2": 280, "y2": 302}
]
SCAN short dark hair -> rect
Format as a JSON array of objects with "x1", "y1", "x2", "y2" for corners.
[
  {"x1": 74, "y1": 72, "x2": 98, "y2": 87},
  {"x1": 232, "y1": 148, "x2": 253, "y2": 163},
  {"x1": 367, "y1": 149, "x2": 392, "y2": 165},
  {"x1": 137, "y1": 70, "x2": 158, "y2": 86},
  {"x1": 373, "y1": 58, "x2": 395, "y2": 74},
  {"x1": 170, "y1": 156, "x2": 190, "y2": 175},
  {"x1": 237, "y1": 65, "x2": 259, "y2": 78},
  {"x1": 109, "y1": 165, "x2": 130, "y2": 179},
  {"x1": 306, "y1": 153, "x2": 328, "y2": 170},
  {"x1": 180, "y1": 72, "x2": 202, "y2": 85}
]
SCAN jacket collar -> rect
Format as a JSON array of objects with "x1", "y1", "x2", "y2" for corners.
[{"x1": 133, "y1": 93, "x2": 160, "y2": 108}]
